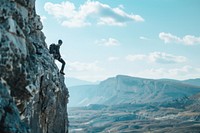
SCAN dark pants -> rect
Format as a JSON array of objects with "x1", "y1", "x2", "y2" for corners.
[{"x1": 57, "y1": 57, "x2": 65, "y2": 72}]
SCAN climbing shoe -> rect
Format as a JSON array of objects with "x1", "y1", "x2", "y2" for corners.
[{"x1": 60, "y1": 71, "x2": 65, "y2": 75}]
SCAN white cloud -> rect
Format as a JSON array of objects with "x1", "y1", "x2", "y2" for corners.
[
  {"x1": 95, "y1": 38, "x2": 120, "y2": 46},
  {"x1": 159, "y1": 32, "x2": 200, "y2": 45},
  {"x1": 149, "y1": 52, "x2": 187, "y2": 64},
  {"x1": 126, "y1": 52, "x2": 187, "y2": 64},
  {"x1": 182, "y1": 35, "x2": 200, "y2": 45},
  {"x1": 135, "y1": 66, "x2": 200, "y2": 80},
  {"x1": 139, "y1": 36, "x2": 149, "y2": 40},
  {"x1": 97, "y1": 17, "x2": 125, "y2": 26},
  {"x1": 44, "y1": 1, "x2": 144, "y2": 27},
  {"x1": 44, "y1": 1, "x2": 76, "y2": 18}
]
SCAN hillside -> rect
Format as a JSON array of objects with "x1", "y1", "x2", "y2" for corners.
[
  {"x1": 69, "y1": 92, "x2": 200, "y2": 132},
  {"x1": 69, "y1": 75, "x2": 200, "y2": 107},
  {"x1": 182, "y1": 78, "x2": 200, "y2": 87}
]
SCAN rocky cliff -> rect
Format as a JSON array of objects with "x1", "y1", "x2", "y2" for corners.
[{"x1": 0, "y1": 0, "x2": 69, "y2": 133}]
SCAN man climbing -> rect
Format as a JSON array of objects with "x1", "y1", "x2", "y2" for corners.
[{"x1": 49, "y1": 39, "x2": 66, "y2": 75}]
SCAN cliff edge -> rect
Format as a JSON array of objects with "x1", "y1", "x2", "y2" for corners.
[{"x1": 0, "y1": 0, "x2": 69, "y2": 133}]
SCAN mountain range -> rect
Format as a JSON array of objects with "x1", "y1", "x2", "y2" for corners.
[
  {"x1": 68, "y1": 75, "x2": 200, "y2": 132},
  {"x1": 68, "y1": 75, "x2": 200, "y2": 107}
]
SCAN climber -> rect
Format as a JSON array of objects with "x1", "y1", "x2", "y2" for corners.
[{"x1": 49, "y1": 39, "x2": 66, "y2": 75}]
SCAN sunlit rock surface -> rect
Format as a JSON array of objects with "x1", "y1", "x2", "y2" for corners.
[{"x1": 0, "y1": 0, "x2": 69, "y2": 132}]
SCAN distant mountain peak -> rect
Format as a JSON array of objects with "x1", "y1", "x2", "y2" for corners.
[{"x1": 69, "y1": 75, "x2": 200, "y2": 107}]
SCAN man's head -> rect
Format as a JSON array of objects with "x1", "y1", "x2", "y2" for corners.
[{"x1": 58, "y1": 39, "x2": 63, "y2": 46}]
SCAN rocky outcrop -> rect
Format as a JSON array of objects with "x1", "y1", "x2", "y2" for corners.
[{"x1": 0, "y1": 0, "x2": 69, "y2": 133}]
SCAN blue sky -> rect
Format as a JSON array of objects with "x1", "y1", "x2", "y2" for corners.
[{"x1": 36, "y1": 0, "x2": 200, "y2": 81}]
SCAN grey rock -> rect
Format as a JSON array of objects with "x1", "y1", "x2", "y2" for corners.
[
  {"x1": 0, "y1": 82, "x2": 30, "y2": 133},
  {"x1": 0, "y1": 0, "x2": 69, "y2": 133}
]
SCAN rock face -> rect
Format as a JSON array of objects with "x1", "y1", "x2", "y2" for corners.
[{"x1": 0, "y1": 0, "x2": 69, "y2": 133}]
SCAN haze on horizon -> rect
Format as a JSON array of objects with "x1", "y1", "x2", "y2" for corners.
[{"x1": 36, "y1": 0, "x2": 200, "y2": 82}]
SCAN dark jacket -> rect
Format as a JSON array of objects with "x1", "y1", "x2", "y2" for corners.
[{"x1": 53, "y1": 45, "x2": 61, "y2": 59}]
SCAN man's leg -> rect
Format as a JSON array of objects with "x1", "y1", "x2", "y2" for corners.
[{"x1": 58, "y1": 58, "x2": 65, "y2": 74}]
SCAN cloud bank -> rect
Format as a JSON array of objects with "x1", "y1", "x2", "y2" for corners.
[
  {"x1": 139, "y1": 36, "x2": 149, "y2": 40},
  {"x1": 159, "y1": 32, "x2": 200, "y2": 45},
  {"x1": 135, "y1": 66, "x2": 200, "y2": 80},
  {"x1": 126, "y1": 52, "x2": 187, "y2": 64},
  {"x1": 44, "y1": 1, "x2": 144, "y2": 27}
]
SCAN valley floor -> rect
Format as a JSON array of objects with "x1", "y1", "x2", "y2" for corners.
[{"x1": 68, "y1": 101, "x2": 200, "y2": 133}]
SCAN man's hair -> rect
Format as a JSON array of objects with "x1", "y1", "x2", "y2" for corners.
[{"x1": 58, "y1": 39, "x2": 63, "y2": 44}]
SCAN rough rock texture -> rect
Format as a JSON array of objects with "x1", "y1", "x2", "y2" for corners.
[{"x1": 0, "y1": 0, "x2": 69, "y2": 133}]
